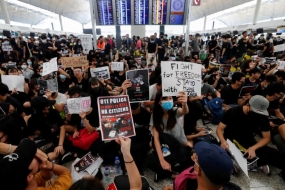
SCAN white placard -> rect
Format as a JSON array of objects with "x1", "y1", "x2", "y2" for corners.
[
  {"x1": 37, "y1": 78, "x2": 58, "y2": 94},
  {"x1": 42, "y1": 57, "x2": 58, "y2": 76},
  {"x1": 227, "y1": 139, "x2": 249, "y2": 178},
  {"x1": 161, "y1": 61, "x2": 202, "y2": 96},
  {"x1": 1, "y1": 75, "x2": 24, "y2": 92},
  {"x1": 90, "y1": 66, "x2": 110, "y2": 80},
  {"x1": 2, "y1": 44, "x2": 13, "y2": 51},
  {"x1": 274, "y1": 44, "x2": 285, "y2": 52},
  {"x1": 111, "y1": 62, "x2": 124, "y2": 71},
  {"x1": 78, "y1": 35, "x2": 93, "y2": 54},
  {"x1": 67, "y1": 97, "x2": 91, "y2": 114},
  {"x1": 278, "y1": 61, "x2": 285, "y2": 70}
]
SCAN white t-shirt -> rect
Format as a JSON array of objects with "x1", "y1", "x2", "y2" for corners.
[
  {"x1": 55, "y1": 93, "x2": 67, "y2": 104},
  {"x1": 149, "y1": 84, "x2": 158, "y2": 100}
]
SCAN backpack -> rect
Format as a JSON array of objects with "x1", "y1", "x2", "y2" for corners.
[
  {"x1": 204, "y1": 97, "x2": 223, "y2": 124},
  {"x1": 114, "y1": 175, "x2": 154, "y2": 190}
]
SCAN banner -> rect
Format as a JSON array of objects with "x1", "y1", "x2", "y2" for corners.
[
  {"x1": 1, "y1": 75, "x2": 24, "y2": 92},
  {"x1": 111, "y1": 62, "x2": 124, "y2": 71},
  {"x1": 161, "y1": 61, "x2": 202, "y2": 96},
  {"x1": 42, "y1": 57, "x2": 58, "y2": 76},
  {"x1": 77, "y1": 35, "x2": 93, "y2": 54},
  {"x1": 98, "y1": 95, "x2": 136, "y2": 141},
  {"x1": 67, "y1": 97, "x2": 91, "y2": 114},
  {"x1": 274, "y1": 44, "x2": 285, "y2": 52},
  {"x1": 126, "y1": 69, "x2": 150, "y2": 102},
  {"x1": 2, "y1": 44, "x2": 13, "y2": 51},
  {"x1": 37, "y1": 78, "x2": 58, "y2": 94},
  {"x1": 61, "y1": 56, "x2": 88, "y2": 68},
  {"x1": 90, "y1": 66, "x2": 110, "y2": 79}
]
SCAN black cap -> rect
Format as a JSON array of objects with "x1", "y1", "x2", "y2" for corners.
[
  {"x1": 31, "y1": 96, "x2": 55, "y2": 111},
  {"x1": 0, "y1": 139, "x2": 37, "y2": 189}
]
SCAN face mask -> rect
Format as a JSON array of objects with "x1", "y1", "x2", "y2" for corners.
[
  {"x1": 21, "y1": 65, "x2": 27, "y2": 69},
  {"x1": 42, "y1": 40, "x2": 47, "y2": 43},
  {"x1": 269, "y1": 39, "x2": 273, "y2": 43},
  {"x1": 52, "y1": 38, "x2": 55, "y2": 41},
  {"x1": 40, "y1": 73, "x2": 43, "y2": 76},
  {"x1": 35, "y1": 41, "x2": 39, "y2": 44},
  {"x1": 27, "y1": 61, "x2": 32, "y2": 65},
  {"x1": 161, "y1": 100, "x2": 173, "y2": 111},
  {"x1": 3, "y1": 41, "x2": 9, "y2": 44},
  {"x1": 164, "y1": 36, "x2": 167, "y2": 39},
  {"x1": 59, "y1": 74, "x2": 66, "y2": 79},
  {"x1": 92, "y1": 86, "x2": 100, "y2": 92}
]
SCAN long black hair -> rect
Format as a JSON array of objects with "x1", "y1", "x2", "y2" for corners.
[
  {"x1": 69, "y1": 177, "x2": 104, "y2": 190},
  {"x1": 153, "y1": 90, "x2": 177, "y2": 132}
]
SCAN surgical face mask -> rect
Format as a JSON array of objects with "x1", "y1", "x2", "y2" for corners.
[
  {"x1": 27, "y1": 61, "x2": 32, "y2": 65},
  {"x1": 3, "y1": 41, "x2": 9, "y2": 44},
  {"x1": 161, "y1": 100, "x2": 173, "y2": 111},
  {"x1": 59, "y1": 74, "x2": 66, "y2": 79},
  {"x1": 164, "y1": 36, "x2": 167, "y2": 39},
  {"x1": 42, "y1": 40, "x2": 47, "y2": 43},
  {"x1": 21, "y1": 65, "x2": 27, "y2": 69},
  {"x1": 150, "y1": 39, "x2": 155, "y2": 43}
]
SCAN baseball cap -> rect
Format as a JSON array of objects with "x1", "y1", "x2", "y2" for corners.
[
  {"x1": 249, "y1": 95, "x2": 269, "y2": 116},
  {"x1": 194, "y1": 142, "x2": 233, "y2": 185},
  {"x1": 0, "y1": 139, "x2": 37, "y2": 189},
  {"x1": 31, "y1": 96, "x2": 56, "y2": 111}
]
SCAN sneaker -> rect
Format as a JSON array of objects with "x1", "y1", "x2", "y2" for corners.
[
  {"x1": 259, "y1": 165, "x2": 271, "y2": 176},
  {"x1": 59, "y1": 152, "x2": 75, "y2": 165}
]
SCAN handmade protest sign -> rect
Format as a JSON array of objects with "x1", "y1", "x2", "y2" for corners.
[
  {"x1": 265, "y1": 57, "x2": 276, "y2": 64},
  {"x1": 111, "y1": 62, "x2": 124, "y2": 71},
  {"x1": 161, "y1": 61, "x2": 202, "y2": 97},
  {"x1": 67, "y1": 97, "x2": 91, "y2": 114},
  {"x1": 126, "y1": 69, "x2": 149, "y2": 102},
  {"x1": 42, "y1": 57, "x2": 58, "y2": 76},
  {"x1": 2, "y1": 44, "x2": 13, "y2": 51},
  {"x1": 37, "y1": 78, "x2": 58, "y2": 94},
  {"x1": 78, "y1": 35, "x2": 93, "y2": 54},
  {"x1": 274, "y1": 44, "x2": 285, "y2": 52},
  {"x1": 278, "y1": 61, "x2": 285, "y2": 70},
  {"x1": 90, "y1": 66, "x2": 110, "y2": 79},
  {"x1": 61, "y1": 56, "x2": 88, "y2": 68},
  {"x1": 98, "y1": 95, "x2": 136, "y2": 141},
  {"x1": 1, "y1": 75, "x2": 24, "y2": 92}
]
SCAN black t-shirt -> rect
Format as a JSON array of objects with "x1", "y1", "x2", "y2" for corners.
[
  {"x1": 220, "y1": 42, "x2": 231, "y2": 57},
  {"x1": 268, "y1": 99, "x2": 279, "y2": 115},
  {"x1": 27, "y1": 108, "x2": 65, "y2": 139},
  {"x1": 111, "y1": 71, "x2": 126, "y2": 86},
  {"x1": 104, "y1": 43, "x2": 111, "y2": 54},
  {"x1": 208, "y1": 40, "x2": 217, "y2": 52},
  {"x1": 237, "y1": 38, "x2": 248, "y2": 55},
  {"x1": 132, "y1": 107, "x2": 151, "y2": 128},
  {"x1": 71, "y1": 76, "x2": 88, "y2": 93},
  {"x1": 73, "y1": 45, "x2": 83, "y2": 54},
  {"x1": 258, "y1": 38, "x2": 265, "y2": 50},
  {"x1": 147, "y1": 42, "x2": 157, "y2": 53},
  {"x1": 244, "y1": 78, "x2": 260, "y2": 87},
  {"x1": 58, "y1": 77, "x2": 72, "y2": 93},
  {"x1": 5, "y1": 96, "x2": 24, "y2": 115},
  {"x1": 251, "y1": 84, "x2": 265, "y2": 96},
  {"x1": 221, "y1": 85, "x2": 240, "y2": 105},
  {"x1": 221, "y1": 106, "x2": 270, "y2": 148}
]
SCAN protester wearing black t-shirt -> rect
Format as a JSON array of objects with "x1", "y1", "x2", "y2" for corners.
[
  {"x1": 220, "y1": 72, "x2": 246, "y2": 111},
  {"x1": 237, "y1": 31, "x2": 249, "y2": 59},
  {"x1": 245, "y1": 68, "x2": 261, "y2": 87},
  {"x1": 73, "y1": 39, "x2": 83, "y2": 55},
  {"x1": 220, "y1": 36, "x2": 231, "y2": 64},
  {"x1": 157, "y1": 35, "x2": 168, "y2": 63},
  {"x1": 217, "y1": 95, "x2": 285, "y2": 178},
  {"x1": 251, "y1": 75, "x2": 277, "y2": 97},
  {"x1": 262, "y1": 37, "x2": 273, "y2": 57},
  {"x1": 257, "y1": 34, "x2": 265, "y2": 51},
  {"x1": 207, "y1": 36, "x2": 218, "y2": 56}
]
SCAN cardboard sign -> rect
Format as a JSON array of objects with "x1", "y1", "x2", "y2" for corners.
[
  {"x1": 42, "y1": 57, "x2": 58, "y2": 76},
  {"x1": 90, "y1": 66, "x2": 110, "y2": 79},
  {"x1": 78, "y1": 35, "x2": 93, "y2": 54},
  {"x1": 126, "y1": 69, "x2": 150, "y2": 102},
  {"x1": 2, "y1": 44, "x2": 13, "y2": 51},
  {"x1": 66, "y1": 97, "x2": 91, "y2": 114},
  {"x1": 98, "y1": 95, "x2": 136, "y2": 141},
  {"x1": 111, "y1": 62, "x2": 124, "y2": 71},
  {"x1": 161, "y1": 61, "x2": 202, "y2": 96},
  {"x1": 61, "y1": 56, "x2": 88, "y2": 68},
  {"x1": 1, "y1": 75, "x2": 24, "y2": 92}
]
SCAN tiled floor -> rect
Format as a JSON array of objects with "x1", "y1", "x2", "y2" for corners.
[{"x1": 65, "y1": 120, "x2": 285, "y2": 189}]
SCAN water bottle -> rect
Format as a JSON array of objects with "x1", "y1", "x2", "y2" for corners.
[
  {"x1": 104, "y1": 166, "x2": 110, "y2": 184},
  {"x1": 115, "y1": 157, "x2": 121, "y2": 174}
]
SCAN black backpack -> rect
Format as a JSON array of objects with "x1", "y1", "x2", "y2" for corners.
[{"x1": 114, "y1": 175, "x2": 154, "y2": 190}]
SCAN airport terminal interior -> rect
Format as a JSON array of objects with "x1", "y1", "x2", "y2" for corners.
[{"x1": 1, "y1": 0, "x2": 285, "y2": 189}]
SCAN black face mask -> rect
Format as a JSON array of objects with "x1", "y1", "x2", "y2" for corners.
[
  {"x1": 92, "y1": 86, "x2": 100, "y2": 92},
  {"x1": 248, "y1": 111, "x2": 263, "y2": 120}
]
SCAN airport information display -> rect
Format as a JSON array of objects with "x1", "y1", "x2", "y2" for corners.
[
  {"x1": 169, "y1": 0, "x2": 186, "y2": 24},
  {"x1": 97, "y1": 0, "x2": 114, "y2": 25},
  {"x1": 116, "y1": 0, "x2": 132, "y2": 25},
  {"x1": 152, "y1": 0, "x2": 168, "y2": 25},
  {"x1": 134, "y1": 0, "x2": 149, "y2": 24}
]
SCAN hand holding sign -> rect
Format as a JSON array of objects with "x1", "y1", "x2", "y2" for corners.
[{"x1": 177, "y1": 91, "x2": 188, "y2": 104}]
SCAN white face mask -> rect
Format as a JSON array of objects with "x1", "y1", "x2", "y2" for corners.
[
  {"x1": 269, "y1": 39, "x2": 273, "y2": 43},
  {"x1": 42, "y1": 40, "x2": 47, "y2": 43}
]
